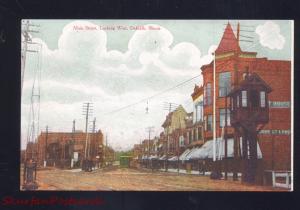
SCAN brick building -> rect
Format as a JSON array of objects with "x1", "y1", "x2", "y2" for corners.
[
  {"x1": 188, "y1": 85, "x2": 205, "y2": 148},
  {"x1": 36, "y1": 130, "x2": 104, "y2": 168},
  {"x1": 200, "y1": 23, "x2": 291, "y2": 170}
]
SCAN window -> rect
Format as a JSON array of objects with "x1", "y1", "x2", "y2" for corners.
[
  {"x1": 194, "y1": 128, "x2": 198, "y2": 141},
  {"x1": 242, "y1": 91, "x2": 247, "y2": 107},
  {"x1": 191, "y1": 129, "x2": 195, "y2": 142},
  {"x1": 237, "y1": 95, "x2": 239, "y2": 108},
  {"x1": 250, "y1": 90, "x2": 259, "y2": 107},
  {"x1": 220, "y1": 109, "x2": 231, "y2": 127},
  {"x1": 204, "y1": 116, "x2": 207, "y2": 131},
  {"x1": 219, "y1": 72, "x2": 231, "y2": 97},
  {"x1": 198, "y1": 127, "x2": 202, "y2": 139},
  {"x1": 204, "y1": 83, "x2": 211, "y2": 105},
  {"x1": 207, "y1": 115, "x2": 212, "y2": 131},
  {"x1": 179, "y1": 136, "x2": 184, "y2": 147},
  {"x1": 195, "y1": 102, "x2": 203, "y2": 122},
  {"x1": 260, "y1": 91, "x2": 266, "y2": 107}
]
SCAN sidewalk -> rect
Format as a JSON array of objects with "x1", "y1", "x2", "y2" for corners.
[{"x1": 158, "y1": 168, "x2": 242, "y2": 178}]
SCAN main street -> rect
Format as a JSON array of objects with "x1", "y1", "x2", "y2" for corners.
[{"x1": 22, "y1": 167, "x2": 287, "y2": 191}]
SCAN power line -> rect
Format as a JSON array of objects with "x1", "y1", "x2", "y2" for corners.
[{"x1": 102, "y1": 74, "x2": 202, "y2": 116}]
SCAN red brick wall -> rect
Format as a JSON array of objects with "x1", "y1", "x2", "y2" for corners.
[
  {"x1": 201, "y1": 55, "x2": 291, "y2": 170},
  {"x1": 37, "y1": 131, "x2": 103, "y2": 165}
]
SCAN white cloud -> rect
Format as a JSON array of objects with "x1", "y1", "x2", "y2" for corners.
[
  {"x1": 255, "y1": 21, "x2": 285, "y2": 50},
  {"x1": 58, "y1": 21, "x2": 107, "y2": 60},
  {"x1": 22, "y1": 21, "x2": 214, "y2": 150},
  {"x1": 128, "y1": 24, "x2": 173, "y2": 54},
  {"x1": 160, "y1": 42, "x2": 201, "y2": 69}
]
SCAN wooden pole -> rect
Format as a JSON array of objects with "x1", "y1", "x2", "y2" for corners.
[{"x1": 224, "y1": 92, "x2": 228, "y2": 180}]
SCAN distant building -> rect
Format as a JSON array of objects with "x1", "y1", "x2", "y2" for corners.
[
  {"x1": 162, "y1": 105, "x2": 188, "y2": 156},
  {"x1": 36, "y1": 130, "x2": 104, "y2": 168},
  {"x1": 162, "y1": 105, "x2": 187, "y2": 135},
  {"x1": 133, "y1": 144, "x2": 142, "y2": 159}
]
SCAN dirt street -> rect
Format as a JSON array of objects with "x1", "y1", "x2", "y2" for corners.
[{"x1": 20, "y1": 167, "x2": 288, "y2": 191}]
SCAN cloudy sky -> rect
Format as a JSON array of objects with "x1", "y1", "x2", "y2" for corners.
[{"x1": 21, "y1": 20, "x2": 292, "y2": 151}]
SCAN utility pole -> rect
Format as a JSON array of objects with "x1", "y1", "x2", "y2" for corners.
[
  {"x1": 72, "y1": 119, "x2": 76, "y2": 133},
  {"x1": 89, "y1": 117, "x2": 96, "y2": 158},
  {"x1": 70, "y1": 120, "x2": 75, "y2": 168},
  {"x1": 105, "y1": 135, "x2": 108, "y2": 165},
  {"x1": 163, "y1": 102, "x2": 178, "y2": 171},
  {"x1": 224, "y1": 88, "x2": 228, "y2": 180},
  {"x1": 44, "y1": 125, "x2": 48, "y2": 167},
  {"x1": 177, "y1": 116, "x2": 182, "y2": 174},
  {"x1": 146, "y1": 126, "x2": 154, "y2": 169},
  {"x1": 213, "y1": 51, "x2": 216, "y2": 163},
  {"x1": 23, "y1": 20, "x2": 42, "y2": 163},
  {"x1": 232, "y1": 21, "x2": 254, "y2": 181},
  {"x1": 72, "y1": 119, "x2": 76, "y2": 153},
  {"x1": 82, "y1": 103, "x2": 93, "y2": 171},
  {"x1": 21, "y1": 20, "x2": 40, "y2": 93},
  {"x1": 82, "y1": 102, "x2": 93, "y2": 159}
]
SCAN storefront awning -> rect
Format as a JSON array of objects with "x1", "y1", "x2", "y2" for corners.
[
  {"x1": 179, "y1": 149, "x2": 191, "y2": 161},
  {"x1": 188, "y1": 138, "x2": 263, "y2": 160},
  {"x1": 149, "y1": 155, "x2": 158, "y2": 160},
  {"x1": 184, "y1": 147, "x2": 199, "y2": 160},
  {"x1": 142, "y1": 155, "x2": 149, "y2": 160},
  {"x1": 159, "y1": 155, "x2": 166, "y2": 160},
  {"x1": 168, "y1": 156, "x2": 179, "y2": 161}
]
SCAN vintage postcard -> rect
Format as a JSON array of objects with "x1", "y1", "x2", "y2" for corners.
[{"x1": 21, "y1": 19, "x2": 293, "y2": 191}]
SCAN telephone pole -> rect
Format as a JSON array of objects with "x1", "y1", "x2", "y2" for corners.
[
  {"x1": 224, "y1": 88, "x2": 228, "y2": 180},
  {"x1": 21, "y1": 20, "x2": 40, "y2": 93},
  {"x1": 89, "y1": 118, "x2": 96, "y2": 158},
  {"x1": 146, "y1": 126, "x2": 154, "y2": 168},
  {"x1": 105, "y1": 134, "x2": 108, "y2": 165},
  {"x1": 233, "y1": 22, "x2": 253, "y2": 181},
  {"x1": 163, "y1": 102, "x2": 178, "y2": 171},
  {"x1": 72, "y1": 119, "x2": 76, "y2": 133},
  {"x1": 82, "y1": 102, "x2": 93, "y2": 159},
  {"x1": 44, "y1": 125, "x2": 48, "y2": 167},
  {"x1": 23, "y1": 20, "x2": 42, "y2": 162}
]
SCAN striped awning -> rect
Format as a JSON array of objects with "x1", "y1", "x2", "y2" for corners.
[{"x1": 188, "y1": 138, "x2": 263, "y2": 160}]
